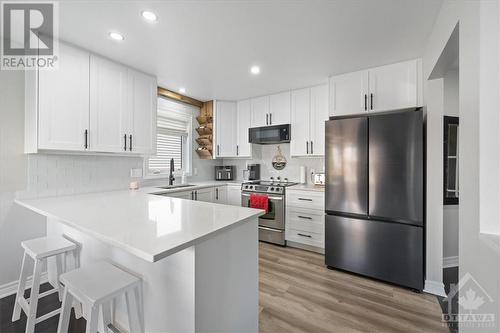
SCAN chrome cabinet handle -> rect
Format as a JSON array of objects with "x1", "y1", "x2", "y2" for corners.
[
  {"x1": 306, "y1": 141, "x2": 309, "y2": 154},
  {"x1": 84, "y1": 130, "x2": 89, "y2": 149},
  {"x1": 266, "y1": 113, "x2": 269, "y2": 125},
  {"x1": 269, "y1": 113, "x2": 272, "y2": 125},
  {"x1": 310, "y1": 141, "x2": 313, "y2": 154},
  {"x1": 297, "y1": 233, "x2": 312, "y2": 238},
  {"x1": 217, "y1": 145, "x2": 220, "y2": 156},
  {"x1": 216, "y1": 188, "x2": 219, "y2": 200},
  {"x1": 370, "y1": 93, "x2": 373, "y2": 110},
  {"x1": 298, "y1": 198, "x2": 313, "y2": 201},
  {"x1": 236, "y1": 145, "x2": 239, "y2": 156},
  {"x1": 124, "y1": 134, "x2": 127, "y2": 151},
  {"x1": 298, "y1": 215, "x2": 312, "y2": 220},
  {"x1": 364, "y1": 94, "x2": 367, "y2": 111},
  {"x1": 129, "y1": 134, "x2": 132, "y2": 151}
]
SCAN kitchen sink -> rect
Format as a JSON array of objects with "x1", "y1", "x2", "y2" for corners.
[{"x1": 156, "y1": 184, "x2": 196, "y2": 190}]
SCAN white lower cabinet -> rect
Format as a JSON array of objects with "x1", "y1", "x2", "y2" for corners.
[
  {"x1": 214, "y1": 186, "x2": 227, "y2": 204},
  {"x1": 226, "y1": 185, "x2": 242, "y2": 206},
  {"x1": 195, "y1": 187, "x2": 214, "y2": 202},
  {"x1": 286, "y1": 189, "x2": 325, "y2": 252},
  {"x1": 167, "y1": 190, "x2": 192, "y2": 200}
]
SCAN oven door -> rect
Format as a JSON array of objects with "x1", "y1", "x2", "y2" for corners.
[{"x1": 241, "y1": 192, "x2": 285, "y2": 229}]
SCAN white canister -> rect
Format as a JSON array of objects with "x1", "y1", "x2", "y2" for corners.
[{"x1": 300, "y1": 166, "x2": 307, "y2": 184}]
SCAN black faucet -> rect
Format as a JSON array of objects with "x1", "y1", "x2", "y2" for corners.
[{"x1": 169, "y1": 158, "x2": 175, "y2": 185}]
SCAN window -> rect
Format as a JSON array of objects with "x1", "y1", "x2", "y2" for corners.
[
  {"x1": 444, "y1": 116, "x2": 459, "y2": 205},
  {"x1": 146, "y1": 98, "x2": 193, "y2": 177}
]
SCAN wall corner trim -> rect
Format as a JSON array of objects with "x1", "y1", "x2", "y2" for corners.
[{"x1": 424, "y1": 279, "x2": 447, "y2": 297}]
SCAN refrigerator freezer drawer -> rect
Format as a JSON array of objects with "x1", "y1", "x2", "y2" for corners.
[{"x1": 325, "y1": 215, "x2": 424, "y2": 290}]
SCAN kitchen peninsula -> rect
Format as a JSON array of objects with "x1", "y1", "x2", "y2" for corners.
[{"x1": 15, "y1": 188, "x2": 263, "y2": 333}]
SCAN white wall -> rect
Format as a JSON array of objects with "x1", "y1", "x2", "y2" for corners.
[
  {"x1": 223, "y1": 144, "x2": 324, "y2": 183},
  {"x1": 443, "y1": 69, "x2": 459, "y2": 261},
  {"x1": 424, "y1": 0, "x2": 500, "y2": 329}
]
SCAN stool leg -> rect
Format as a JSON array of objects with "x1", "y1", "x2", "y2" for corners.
[
  {"x1": 86, "y1": 305, "x2": 99, "y2": 333},
  {"x1": 12, "y1": 252, "x2": 29, "y2": 322},
  {"x1": 26, "y1": 258, "x2": 42, "y2": 333},
  {"x1": 55, "y1": 254, "x2": 63, "y2": 302},
  {"x1": 57, "y1": 287, "x2": 73, "y2": 333},
  {"x1": 101, "y1": 301, "x2": 112, "y2": 333},
  {"x1": 134, "y1": 286, "x2": 145, "y2": 333},
  {"x1": 125, "y1": 290, "x2": 140, "y2": 333},
  {"x1": 70, "y1": 248, "x2": 83, "y2": 319}
]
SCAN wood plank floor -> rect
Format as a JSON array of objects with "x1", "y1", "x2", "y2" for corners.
[
  {"x1": 1, "y1": 242, "x2": 448, "y2": 332},
  {"x1": 259, "y1": 242, "x2": 449, "y2": 333}
]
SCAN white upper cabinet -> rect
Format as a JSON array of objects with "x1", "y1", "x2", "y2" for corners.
[
  {"x1": 309, "y1": 84, "x2": 329, "y2": 156},
  {"x1": 291, "y1": 84, "x2": 328, "y2": 157},
  {"x1": 90, "y1": 55, "x2": 129, "y2": 153},
  {"x1": 329, "y1": 59, "x2": 422, "y2": 116},
  {"x1": 329, "y1": 70, "x2": 368, "y2": 116},
  {"x1": 269, "y1": 91, "x2": 291, "y2": 125},
  {"x1": 290, "y1": 88, "x2": 311, "y2": 156},
  {"x1": 368, "y1": 59, "x2": 419, "y2": 112},
  {"x1": 250, "y1": 96, "x2": 269, "y2": 127},
  {"x1": 37, "y1": 44, "x2": 90, "y2": 151},
  {"x1": 25, "y1": 42, "x2": 156, "y2": 155},
  {"x1": 127, "y1": 69, "x2": 157, "y2": 154},
  {"x1": 215, "y1": 101, "x2": 237, "y2": 157},
  {"x1": 236, "y1": 99, "x2": 252, "y2": 157}
]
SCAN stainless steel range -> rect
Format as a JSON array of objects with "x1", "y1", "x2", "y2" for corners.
[{"x1": 241, "y1": 177, "x2": 298, "y2": 246}]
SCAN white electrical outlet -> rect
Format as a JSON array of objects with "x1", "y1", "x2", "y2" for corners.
[{"x1": 130, "y1": 168, "x2": 143, "y2": 178}]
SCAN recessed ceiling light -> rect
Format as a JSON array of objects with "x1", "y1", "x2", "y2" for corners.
[
  {"x1": 109, "y1": 32, "x2": 124, "y2": 41},
  {"x1": 141, "y1": 11, "x2": 158, "y2": 22},
  {"x1": 179, "y1": 87, "x2": 186, "y2": 94},
  {"x1": 250, "y1": 65, "x2": 260, "y2": 75}
]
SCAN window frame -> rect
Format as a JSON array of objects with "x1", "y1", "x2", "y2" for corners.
[{"x1": 144, "y1": 98, "x2": 194, "y2": 179}]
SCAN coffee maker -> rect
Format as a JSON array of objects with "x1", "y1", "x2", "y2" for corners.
[{"x1": 243, "y1": 164, "x2": 260, "y2": 181}]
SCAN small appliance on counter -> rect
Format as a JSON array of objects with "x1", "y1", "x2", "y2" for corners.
[
  {"x1": 243, "y1": 164, "x2": 260, "y2": 181},
  {"x1": 312, "y1": 172, "x2": 325, "y2": 186},
  {"x1": 215, "y1": 166, "x2": 235, "y2": 181}
]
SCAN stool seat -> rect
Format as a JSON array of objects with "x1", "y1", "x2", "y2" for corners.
[
  {"x1": 22, "y1": 236, "x2": 76, "y2": 259},
  {"x1": 57, "y1": 261, "x2": 143, "y2": 333},
  {"x1": 60, "y1": 261, "x2": 140, "y2": 303}
]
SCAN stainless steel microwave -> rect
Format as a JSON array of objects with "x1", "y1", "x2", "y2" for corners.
[{"x1": 248, "y1": 124, "x2": 290, "y2": 145}]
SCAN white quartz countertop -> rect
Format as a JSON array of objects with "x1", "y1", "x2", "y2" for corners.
[
  {"x1": 288, "y1": 184, "x2": 325, "y2": 192},
  {"x1": 15, "y1": 188, "x2": 263, "y2": 263}
]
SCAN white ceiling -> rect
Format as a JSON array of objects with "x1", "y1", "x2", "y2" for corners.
[{"x1": 58, "y1": 0, "x2": 443, "y2": 101}]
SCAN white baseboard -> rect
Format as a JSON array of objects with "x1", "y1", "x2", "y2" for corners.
[
  {"x1": 443, "y1": 256, "x2": 459, "y2": 268},
  {"x1": 424, "y1": 279, "x2": 447, "y2": 297},
  {"x1": 0, "y1": 272, "x2": 49, "y2": 299}
]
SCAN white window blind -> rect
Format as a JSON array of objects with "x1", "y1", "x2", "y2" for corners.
[{"x1": 148, "y1": 101, "x2": 191, "y2": 174}]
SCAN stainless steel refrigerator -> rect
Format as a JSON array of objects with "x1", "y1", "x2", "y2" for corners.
[{"x1": 325, "y1": 108, "x2": 424, "y2": 291}]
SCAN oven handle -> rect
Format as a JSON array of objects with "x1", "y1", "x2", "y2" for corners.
[
  {"x1": 241, "y1": 193, "x2": 283, "y2": 201},
  {"x1": 259, "y1": 226, "x2": 283, "y2": 233}
]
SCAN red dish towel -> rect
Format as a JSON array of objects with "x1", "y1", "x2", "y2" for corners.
[{"x1": 250, "y1": 194, "x2": 269, "y2": 213}]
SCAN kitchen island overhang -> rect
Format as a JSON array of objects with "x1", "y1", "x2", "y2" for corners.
[{"x1": 15, "y1": 189, "x2": 264, "y2": 333}]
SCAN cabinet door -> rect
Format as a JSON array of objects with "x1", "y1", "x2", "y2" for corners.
[
  {"x1": 167, "y1": 191, "x2": 192, "y2": 200},
  {"x1": 90, "y1": 55, "x2": 129, "y2": 152},
  {"x1": 290, "y1": 88, "x2": 310, "y2": 156},
  {"x1": 309, "y1": 84, "x2": 329, "y2": 156},
  {"x1": 38, "y1": 43, "x2": 90, "y2": 151},
  {"x1": 215, "y1": 101, "x2": 237, "y2": 157},
  {"x1": 269, "y1": 91, "x2": 291, "y2": 125},
  {"x1": 196, "y1": 188, "x2": 214, "y2": 202},
  {"x1": 226, "y1": 186, "x2": 242, "y2": 206},
  {"x1": 236, "y1": 100, "x2": 252, "y2": 157},
  {"x1": 250, "y1": 96, "x2": 269, "y2": 127},
  {"x1": 214, "y1": 186, "x2": 227, "y2": 204},
  {"x1": 329, "y1": 70, "x2": 369, "y2": 116},
  {"x1": 368, "y1": 59, "x2": 418, "y2": 112},
  {"x1": 128, "y1": 69, "x2": 157, "y2": 154}
]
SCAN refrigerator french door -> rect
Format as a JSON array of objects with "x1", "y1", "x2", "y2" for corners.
[{"x1": 325, "y1": 109, "x2": 424, "y2": 290}]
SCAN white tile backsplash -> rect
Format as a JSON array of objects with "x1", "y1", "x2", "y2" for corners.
[{"x1": 222, "y1": 144, "x2": 325, "y2": 183}]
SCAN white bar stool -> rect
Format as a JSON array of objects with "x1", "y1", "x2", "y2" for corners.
[
  {"x1": 57, "y1": 261, "x2": 144, "y2": 333},
  {"x1": 12, "y1": 236, "x2": 79, "y2": 333}
]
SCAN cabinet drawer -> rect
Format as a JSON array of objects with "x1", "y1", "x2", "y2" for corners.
[
  {"x1": 287, "y1": 208, "x2": 324, "y2": 234},
  {"x1": 286, "y1": 191, "x2": 324, "y2": 210},
  {"x1": 286, "y1": 228, "x2": 324, "y2": 248}
]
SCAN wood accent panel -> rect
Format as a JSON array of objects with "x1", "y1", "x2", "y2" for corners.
[
  {"x1": 157, "y1": 86, "x2": 203, "y2": 108},
  {"x1": 196, "y1": 101, "x2": 214, "y2": 159},
  {"x1": 259, "y1": 242, "x2": 448, "y2": 333}
]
